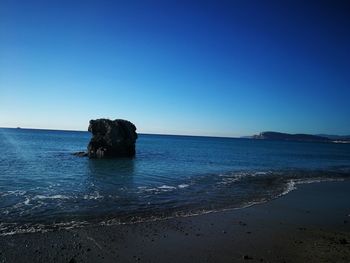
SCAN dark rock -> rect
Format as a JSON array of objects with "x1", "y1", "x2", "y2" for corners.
[
  {"x1": 339, "y1": 238, "x2": 348, "y2": 245},
  {"x1": 87, "y1": 119, "x2": 137, "y2": 158},
  {"x1": 243, "y1": 255, "x2": 253, "y2": 260},
  {"x1": 73, "y1": 151, "x2": 88, "y2": 157},
  {"x1": 238, "y1": 221, "x2": 247, "y2": 226}
]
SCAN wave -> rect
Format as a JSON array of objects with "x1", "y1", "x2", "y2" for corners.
[
  {"x1": 137, "y1": 183, "x2": 190, "y2": 194},
  {"x1": 1, "y1": 168, "x2": 349, "y2": 236},
  {"x1": 33, "y1": 194, "x2": 70, "y2": 200},
  {"x1": 158, "y1": 185, "x2": 177, "y2": 190}
]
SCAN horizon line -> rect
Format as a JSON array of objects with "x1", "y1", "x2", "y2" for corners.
[
  {"x1": 0, "y1": 126, "x2": 244, "y2": 139},
  {"x1": 1, "y1": 126, "x2": 349, "y2": 138}
]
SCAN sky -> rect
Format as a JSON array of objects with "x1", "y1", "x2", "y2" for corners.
[{"x1": 0, "y1": 0, "x2": 349, "y2": 137}]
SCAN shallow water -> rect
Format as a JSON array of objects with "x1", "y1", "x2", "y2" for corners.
[{"x1": 0, "y1": 128, "x2": 349, "y2": 235}]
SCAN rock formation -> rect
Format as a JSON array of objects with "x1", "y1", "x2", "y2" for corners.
[
  {"x1": 73, "y1": 151, "x2": 88, "y2": 157},
  {"x1": 86, "y1": 119, "x2": 137, "y2": 158}
]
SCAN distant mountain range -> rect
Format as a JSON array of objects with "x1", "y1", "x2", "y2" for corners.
[{"x1": 248, "y1": 132, "x2": 350, "y2": 143}]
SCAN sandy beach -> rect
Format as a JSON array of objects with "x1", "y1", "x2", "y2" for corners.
[
  {"x1": 1, "y1": 0, "x2": 349, "y2": 262},
  {"x1": 1, "y1": 180, "x2": 349, "y2": 263}
]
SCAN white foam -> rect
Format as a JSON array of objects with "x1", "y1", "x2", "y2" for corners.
[
  {"x1": 178, "y1": 184, "x2": 189, "y2": 189},
  {"x1": 294, "y1": 178, "x2": 344, "y2": 185},
  {"x1": 2, "y1": 210, "x2": 9, "y2": 215},
  {"x1": 1, "y1": 190, "x2": 27, "y2": 197},
  {"x1": 158, "y1": 185, "x2": 176, "y2": 190},
  {"x1": 279, "y1": 177, "x2": 345, "y2": 197},
  {"x1": 83, "y1": 191, "x2": 103, "y2": 200},
  {"x1": 253, "y1": 171, "x2": 269, "y2": 176},
  {"x1": 217, "y1": 177, "x2": 240, "y2": 185},
  {"x1": 24, "y1": 198, "x2": 30, "y2": 205},
  {"x1": 279, "y1": 180, "x2": 297, "y2": 196},
  {"x1": 0, "y1": 220, "x2": 89, "y2": 236},
  {"x1": 34, "y1": 194, "x2": 70, "y2": 200}
]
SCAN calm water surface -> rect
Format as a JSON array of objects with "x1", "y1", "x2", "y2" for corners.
[{"x1": 0, "y1": 128, "x2": 349, "y2": 234}]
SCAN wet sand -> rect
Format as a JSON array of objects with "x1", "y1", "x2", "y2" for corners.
[{"x1": 1, "y1": 180, "x2": 349, "y2": 263}]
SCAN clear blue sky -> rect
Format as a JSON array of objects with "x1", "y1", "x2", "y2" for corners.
[{"x1": 1, "y1": 0, "x2": 349, "y2": 136}]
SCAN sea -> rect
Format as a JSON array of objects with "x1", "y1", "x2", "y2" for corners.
[{"x1": 0, "y1": 128, "x2": 349, "y2": 235}]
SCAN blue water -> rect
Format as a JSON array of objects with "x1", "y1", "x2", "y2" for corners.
[{"x1": 0, "y1": 128, "x2": 350, "y2": 235}]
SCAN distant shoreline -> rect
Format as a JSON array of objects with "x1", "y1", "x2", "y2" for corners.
[{"x1": 252, "y1": 131, "x2": 350, "y2": 144}]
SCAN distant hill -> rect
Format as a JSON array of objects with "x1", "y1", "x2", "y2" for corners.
[
  {"x1": 252, "y1": 132, "x2": 331, "y2": 142},
  {"x1": 316, "y1": 134, "x2": 350, "y2": 141}
]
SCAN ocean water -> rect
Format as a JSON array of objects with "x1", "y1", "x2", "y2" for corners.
[{"x1": 0, "y1": 128, "x2": 349, "y2": 235}]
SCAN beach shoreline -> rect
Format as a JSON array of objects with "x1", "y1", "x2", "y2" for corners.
[{"x1": 1, "y1": 180, "x2": 350, "y2": 263}]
